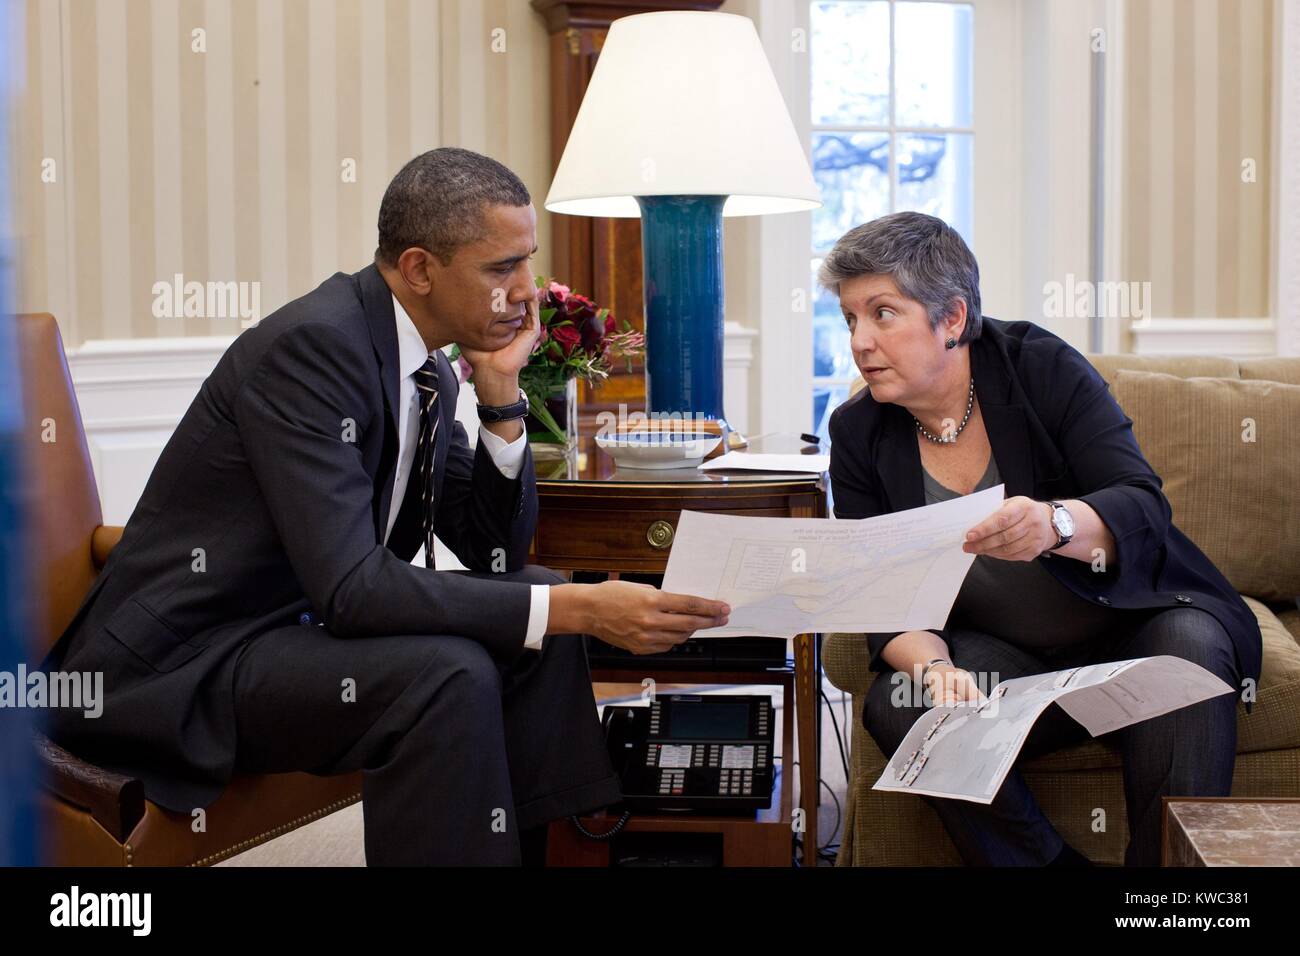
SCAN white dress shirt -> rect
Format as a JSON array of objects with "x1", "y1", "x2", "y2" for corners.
[{"x1": 385, "y1": 295, "x2": 549, "y2": 651}]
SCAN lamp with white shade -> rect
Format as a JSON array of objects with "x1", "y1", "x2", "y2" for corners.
[{"x1": 544, "y1": 10, "x2": 820, "y2": 442}]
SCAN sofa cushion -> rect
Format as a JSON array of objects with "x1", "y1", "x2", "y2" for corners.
[
  {"x1": 1086, "y1": 354, "x2": 1240, "y2": 389},
  {"x1": 1239, "y1": 358, "x2": 1300, "y2": 386},
  {"x1": 1276, "y1": 606, "x2": 1300, "y2": 643},
  {"x1": 1111, "y1": 370, "x2": 1300, "y2": 603},
  {"x1": 823, "y1": 631, "x2": 873, "y2": 696},
  {"x1": 1235, "y1": 597, "x2": 1300, "y2": 756}
]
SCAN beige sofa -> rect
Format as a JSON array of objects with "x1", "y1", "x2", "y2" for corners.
[{"x1": 824, "y1": 354, "x2": 1300, "y2": 866}]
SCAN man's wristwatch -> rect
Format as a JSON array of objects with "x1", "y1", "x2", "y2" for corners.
[
  {"x1": 1044, "y1": 500, "x2": 1075, "y2": 553},
  {"x1": 476, "y1": 387, "x2": 530, "y2": 423}
]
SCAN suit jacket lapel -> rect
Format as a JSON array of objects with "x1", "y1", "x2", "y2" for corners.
[
  {"x1": 357, "y1": 264, "x2": 403, "y2": 540},
  {"x1": 875, "y1": 401, "x2": 925, "y2": 513},
  {"x1": 970, "y1": 337, "x2": 1035, "y2": 499}
]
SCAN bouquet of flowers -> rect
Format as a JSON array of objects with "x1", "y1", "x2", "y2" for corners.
[{"x1": 451, "y1": 277, "x2": 645, "y2": 443}]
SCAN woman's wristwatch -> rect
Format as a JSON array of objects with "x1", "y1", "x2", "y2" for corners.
[{"x1": 1043, "y1": 500, "x2": 1075, "y2": 554}]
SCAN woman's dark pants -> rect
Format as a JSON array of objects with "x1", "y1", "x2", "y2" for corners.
[{"x1": 863, "y1": 608, "x2": 1240, "y2": 866}]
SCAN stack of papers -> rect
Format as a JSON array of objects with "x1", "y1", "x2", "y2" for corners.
[{"x1": 699, "y1": 451, "x2": 830, "y2": 474}]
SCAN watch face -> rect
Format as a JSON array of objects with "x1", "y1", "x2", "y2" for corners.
[{"x1": 1053, "y1": 507, "x2": 1075, "y2": 538}]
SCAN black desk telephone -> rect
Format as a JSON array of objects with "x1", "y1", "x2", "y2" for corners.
[{"x1": 602, "y1": 694, "x2": 775, "y2": 813}]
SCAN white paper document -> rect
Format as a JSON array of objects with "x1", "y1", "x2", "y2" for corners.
[
  {"x1": 872, "y1": 655, "x2": 1235, "y2": 804},
  {"x1": 659, "y1": 484, "x2": 1005, "y2": 637},
  {"x1": 698, "y1": 451, "x2": 831, "y2": 474}
]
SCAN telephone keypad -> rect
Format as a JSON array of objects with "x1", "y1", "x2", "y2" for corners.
[
  {"x1": 716, "y1": 768, "x2": 757, "y2": 796},
  {"x1": 658, "y1": 768, "x2": 686, "y2": 796}
]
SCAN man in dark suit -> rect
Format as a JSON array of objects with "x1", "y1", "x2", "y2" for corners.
[{"x1": 43, "y1": 148, "x2": 731, "y2": 865}]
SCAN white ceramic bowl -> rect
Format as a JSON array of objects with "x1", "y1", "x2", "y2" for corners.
[{"x1": 594, "y1": 431, "x2": 723, "y2": 470}]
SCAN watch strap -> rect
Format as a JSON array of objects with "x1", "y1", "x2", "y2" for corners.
[{"x1": 476, "y1": 387, "x2": 529, "y2": 423}]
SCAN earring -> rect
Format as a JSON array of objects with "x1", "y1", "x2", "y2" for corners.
[{"x1": 945, "y1": 337, "x2": 957, "y2": 350}]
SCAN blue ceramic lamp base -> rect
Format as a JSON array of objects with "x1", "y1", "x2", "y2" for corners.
[{"x1": 636, "y1": 195, "x2": 735, "y2": 439}]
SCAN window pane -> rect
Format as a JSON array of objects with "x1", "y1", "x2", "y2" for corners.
[
  {"x1": 812, "y1": 381, "x2": 850, "y2": 443},
  {"x1": 895, "y1": 2, "x2": 974, "y2": 128},
  {"x1": 811, "y1": 259, "x2": 856, "y2": 380},
  {"x1": 812, "y1": 132, "x2": 890, "y2": 253},
  {"x1": 811, "y1": 258, "x2": 855, "y2": 439},
  {"x1": 811, "y1": 1, "x2": 890, "y2": 126},
  {"x1": 895, "y1": 132, "x2": 973, "y2": 244}
]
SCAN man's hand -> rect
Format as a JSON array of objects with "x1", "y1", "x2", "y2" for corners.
[
  {"x1": 962, "y1": 495, "x2": 1056, "y2": 562},
  {"x1": 459, "y1": 292, "x2": 541, "y2": 406},
  {"x1": 547, "y1": 581, "x2": 730, "y2": 654}
]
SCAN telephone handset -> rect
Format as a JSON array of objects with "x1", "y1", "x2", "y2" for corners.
[{"x1": 601, "y1": 694, "x2": 775, "y2": 813}]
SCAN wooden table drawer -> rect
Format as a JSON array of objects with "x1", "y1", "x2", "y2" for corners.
[{"x1": 534, "y1": 505, "x2": 800, "y2": 573}]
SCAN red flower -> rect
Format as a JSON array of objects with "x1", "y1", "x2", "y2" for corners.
[
  {"x1": 551, "y1": 324, "x2": 582, "y2": 355},
  {"x1": 565, "y1": 294, "x2": 596, "y2": 319},
  {"x1": 547, "y1": 281, "x2": 570, "y2": 303}
]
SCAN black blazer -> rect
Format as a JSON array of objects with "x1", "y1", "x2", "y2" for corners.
[
  {"x1": 42, "y1": 263, "x2": 540, "y2": 811},
  {"x1": 828, "y1": 317, "x2": 1260, "y2": 701}
]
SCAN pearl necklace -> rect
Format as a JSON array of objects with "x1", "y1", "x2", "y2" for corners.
[{"x1": 915, "y1": 376, "x2": 975, "y2": 444}]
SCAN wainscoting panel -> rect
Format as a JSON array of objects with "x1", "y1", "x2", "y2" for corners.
[{"x1": 67, "y1": 326, "x2": 758, "y2": 525}]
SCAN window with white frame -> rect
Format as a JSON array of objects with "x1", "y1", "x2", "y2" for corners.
[{"x1": 810, "y1": 0, "x2": 975, "y2": 441}]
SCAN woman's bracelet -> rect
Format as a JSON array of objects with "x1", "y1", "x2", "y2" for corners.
[{"x1": 920, "y1": 657, "x2": 953, "y2": 686}]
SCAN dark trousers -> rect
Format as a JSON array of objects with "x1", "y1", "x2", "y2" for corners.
[
  {"x1": 232, "y1": 564, "x2": 622, "y2": 865},
  {"x1": 863, "y1": 608, "x2": 1240, "y2": 866}
]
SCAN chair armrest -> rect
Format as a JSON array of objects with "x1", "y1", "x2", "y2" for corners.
[
  {"x1": 91, "y1": 525, "x2": 124, "y2": 570},
  {"x1": 33, "y1": 732, "x2": 144, "y2": 842}
]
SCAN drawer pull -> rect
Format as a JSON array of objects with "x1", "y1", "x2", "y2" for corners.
[{"x1": 646, "y1": 520, "x2": 675, "y2": 550}]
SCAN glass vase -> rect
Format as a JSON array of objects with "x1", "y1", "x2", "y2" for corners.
[{"x1": 524, "y1": 375, "x2": 577, "y2": 460}]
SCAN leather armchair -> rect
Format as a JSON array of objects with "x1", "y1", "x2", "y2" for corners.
[{"x1": 18, "y1": 313, "x2": 362, "y2": 866}]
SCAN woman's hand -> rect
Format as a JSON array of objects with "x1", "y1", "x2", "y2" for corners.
[
  {"x1": 922, "y1": 663, "x2": 986, "y2": 707},
  {"x1": 962, "y1": 495, "x2": 1056, "y2": 562}
]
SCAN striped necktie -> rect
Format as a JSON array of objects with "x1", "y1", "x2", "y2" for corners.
[{"x1": 413, "y1": 356, "x2": 441, "y2": 569}]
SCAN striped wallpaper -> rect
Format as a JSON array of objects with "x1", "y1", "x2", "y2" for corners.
[
  {"x1": 1121, "y1": 0, "x2": 1274, "y2": 321},
  {"x1": 7, "y1": 0, "x2": 553, "y2": 346}
]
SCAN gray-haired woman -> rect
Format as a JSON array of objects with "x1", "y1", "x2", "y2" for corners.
[{"x1": 825, "y1": 211, "x2": 1257, "y2": 866}]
